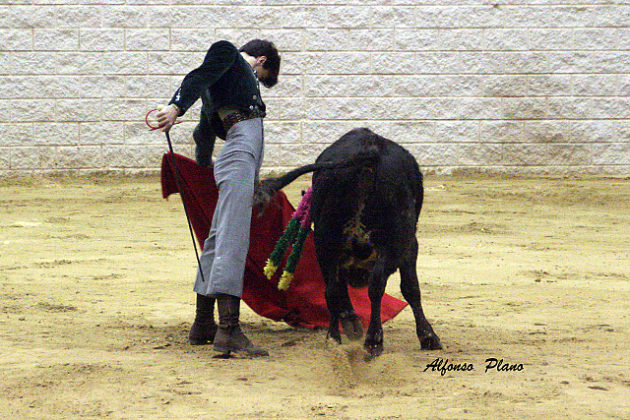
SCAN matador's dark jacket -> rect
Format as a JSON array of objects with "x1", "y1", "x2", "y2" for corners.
[{"x1": 168, "y1": 40, "x2": 265, "y2": 140}]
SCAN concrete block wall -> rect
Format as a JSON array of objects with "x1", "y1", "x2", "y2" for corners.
[{"x1": 1, "y1": 1, "x2": 629, "y2": 175}]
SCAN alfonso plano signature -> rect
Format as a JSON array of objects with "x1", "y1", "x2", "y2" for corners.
[{"x1": 423, "y1": 357, "x2": 524, "y2": 376}]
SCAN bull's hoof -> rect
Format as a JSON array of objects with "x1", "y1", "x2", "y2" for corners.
[
  {"x1": 326, "y1": 329, "x2": 342, "y2": 344},
  {"x1": 340, "y1": 314, "x2": 363, "y2": 341},
  {"x1": 419, "y1": 334, "x2": 443, "y2": 350},
  {"x1": 364, "y1": 340, "x2": 383, "y2": 357},
  {"x1": 364, "y1": 329, "x2": 383, "y2": 357}
]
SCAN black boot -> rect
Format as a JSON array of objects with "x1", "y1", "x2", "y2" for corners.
[
  {"x1": 214, "y1": 294, "x2": 269, "y2": 357},
  {"x1": 189, "y1": 294, "x2": 218, "y2": 345}
]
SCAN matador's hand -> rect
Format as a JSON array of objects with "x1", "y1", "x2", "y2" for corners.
[{"x1": 156, "y1": 104, "x2": 180, "y2": 133}]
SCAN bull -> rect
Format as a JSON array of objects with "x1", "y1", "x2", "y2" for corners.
[{"x1": 256, "y1": 128, "x2": 442, "y2": 356}]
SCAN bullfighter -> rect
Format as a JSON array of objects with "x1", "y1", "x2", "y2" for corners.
[{"x1": 156, "y1": 39, "x2": 281, "y2": 357}]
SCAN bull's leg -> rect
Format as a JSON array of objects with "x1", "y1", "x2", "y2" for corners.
[
  {"x1": 364, "y1": 254, "x2": 397, "y2": 357},
  {"x1": 323, "y1": 271, "x2": 342, "y2": 344},
  {"x1": 315, "y1": 247, "x2": 343, "y2": 343},
  {"x1": 399, "y1": 238, "x2": 442, "y2": 350},
  {"x1": 320, "y1": 266, "x2": 364, "y2": 343},
  {"x1": 322, "y1": 268, "x2": 363, "y2": 343},
  {"x1": 315, "y1": 228, "x2": 342, "y2": 343},
  {"x1": 336, "y1": 272, "x2": 363, "y2": 341}
]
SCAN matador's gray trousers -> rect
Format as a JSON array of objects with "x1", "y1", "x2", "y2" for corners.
[{"x1": 193, "y1": 118, "x2": 264, "y2": 298}]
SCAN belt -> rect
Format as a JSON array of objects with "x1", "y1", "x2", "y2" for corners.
[{"x1": 222, "y1": 108, "x2": 266, "y2": 133}]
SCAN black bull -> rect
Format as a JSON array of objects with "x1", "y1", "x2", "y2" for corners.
[{"x1": 255, "y1": 128, "x2": 442, "y2": 356}]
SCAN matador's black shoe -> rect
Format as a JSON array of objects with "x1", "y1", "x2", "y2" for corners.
[
  {"x1": 189, "y1": 294, "x2": 218, "y2": 345},
  {"x1": 213, "y1": 294, "x2": 269, "y2": 357}
]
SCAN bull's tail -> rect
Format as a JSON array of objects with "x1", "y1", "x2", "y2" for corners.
[{"x1": 254, "y1": 150, "x2": 379, "y2": 208}]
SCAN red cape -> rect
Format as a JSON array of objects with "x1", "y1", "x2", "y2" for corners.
[{"x1": 161, "y1": 153, "x2": 407, "y2": 329}]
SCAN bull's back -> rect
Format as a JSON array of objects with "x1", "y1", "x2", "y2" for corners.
[{"x1": 311, "y1": 128, "x2": 423, "y2": 232}]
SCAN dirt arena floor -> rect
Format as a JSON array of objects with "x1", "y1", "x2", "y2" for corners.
[{"x1": 1, "y1": 172, "x2": 628, "y2": 419}]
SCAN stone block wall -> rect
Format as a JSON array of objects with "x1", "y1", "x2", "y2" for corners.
[{"x1": 1, "y1": 1, "x2": 629, "y2": 175}]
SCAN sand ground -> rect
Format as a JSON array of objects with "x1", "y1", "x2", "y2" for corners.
[{"x1": 1, "y1": 173, "x2": 628, "y2": 419}]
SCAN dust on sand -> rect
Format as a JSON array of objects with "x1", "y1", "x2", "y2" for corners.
[{"x1": 1, "y1": 174, "x2": 629, "y2": 419}]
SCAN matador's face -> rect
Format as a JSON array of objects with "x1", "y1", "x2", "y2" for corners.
[{"x1": 253, "y1": 59, "x2": 272, "y2": 88}]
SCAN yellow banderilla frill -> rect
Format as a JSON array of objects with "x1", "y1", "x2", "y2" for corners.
[
  {"x1": 277, "y1": 271, "x2": 294, "y2": 291},
  {"x1": 263, "y1": 260, "x2": 278, "y2": 279},
  {"x1": 264, "y1": 186, "x2": 313, "y2": 291}
]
